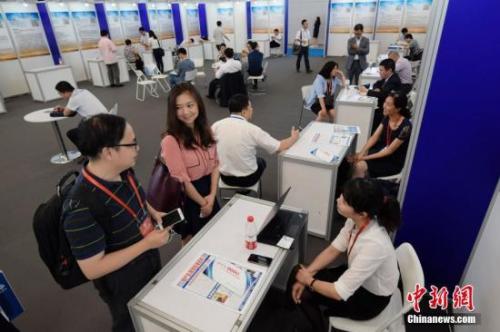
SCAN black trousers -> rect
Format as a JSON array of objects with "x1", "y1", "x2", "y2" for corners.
[
  {"x1": 207, "y1": 78, "x2": 220, "y2": 98},
  {"x1": 93, "y1": 250, "x2": 161, "y2": 332},
  {"x1": 297, "y1": 265, "x2": 392, "y2": 331},
  {"x1": 348, "y1": 60, "x2": 362, "y2": 85},
  {"x1": 401, "y1": 83, "x2": 413, "y2": 96},
  {"x1": 153, "y1": 48, "x2": 164, "y2": 73},
  {"x1": 106, "y1": 63, "x2": 120, "y2": 86},
  {"x1": 220, "y1": 157, "x2": 266, "y2": 187},
  {"x1": 296, "y1": 46, "x2": 310, "y2": 71},
  {"x1": 67, "y1": 127, "x2": 80, "y2": 149},
  {"x1": 270, "y1": 40, "x2": 280, "y2": 48}
]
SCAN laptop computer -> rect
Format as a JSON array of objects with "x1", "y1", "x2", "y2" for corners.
[{"x1": 257, "y1": 187, "x2": 305, "y2": 248}]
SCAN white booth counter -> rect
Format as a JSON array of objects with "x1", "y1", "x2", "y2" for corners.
[
  {"x1": 359, "y1": 66, "x2": 380, "y2": 87},
  {"x1": 201, "y1": 40, "x2": 217, "y2": 60},
  {"x1": 335, "y1": 88, "x2": 377, "y2": 151},
  {"x1": 24, "y1": 65, "x2": 76, "y2": 102},
  {"x1": 185, "y1": 43, "x2": 204, "y2": 61},
  {"x1": 367, "y1": 40, "x2": 380, "y2": 64},
  {"x1": 142, "y1": 51, "x2": 174, "y2": 73},
  {"x1": 129, "y1": 195, "x2": 307, "y2": 332},
  {"x1": 87, "y1": 57, "x2": 130, "y2": 87},
  {"x1": 278, "y1": 121, "x2": 357, "y2": 240}
]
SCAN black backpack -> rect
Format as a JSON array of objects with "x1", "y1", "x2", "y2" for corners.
[{"x1": 33, "y1": 171, "x2": 109, "y2": 289}]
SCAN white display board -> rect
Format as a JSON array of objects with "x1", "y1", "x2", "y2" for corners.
[
  {"x1": 105, "y1": 3, "x2": 124, "y2": 45},
  {"x1": 148, "y1": 3, "x2": 176, "y2": 51},
  {"x1": 184, "y1": 3, "x2": 200, "y2": 38},
  {"x1": 0, "y1": 13, "x2": 16, "y2": 61},
  {"x1": 327, "y1": 0, "x2": 353, "y2": 56},
  {"x1": 353, "y1": 0, "x2": 377, "y2": 33},
  {"x1": 69, "y1": 2, "x2": 100, "y2": 50},
  {"x1": 206, "y1": 2, "x2": 235, "y2": 50},
  {"x1": 119, "y1": 3, "x2": 141, "y2": 43}
]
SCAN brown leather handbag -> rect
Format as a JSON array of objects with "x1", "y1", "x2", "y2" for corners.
[{"x1": 146, "y1": 150, "x2": 185, "y2": 213}]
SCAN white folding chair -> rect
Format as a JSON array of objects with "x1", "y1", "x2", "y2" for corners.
[
  {"x1": 184, "y1": 69, "x2": 198, "y2": 85},
  {"x1": 108, "y1": 102, "x2": 118, "y2": 115},
  {"x1": 150, "y1": 67, "x2": 171, "y2": 93},
  {"x1": 132, "y1": 69, "x2": 159, "y2": 101},
  {"x1": 193, "y1": 58, "x2": 207, "y2": 85},
  {"x1": 298, "y1": 85, "x2": 312, "y2": 129},
  {"x1": 329, "y1": 242, "x2": 424, "y2": 332},
  {"x1": 218, "y1": 178, "x2": 262, "y2": 203},
  {"x1": 377, "y1": 172, "x2": 403, "y2": 184},
  {"x1": 247, "y1": 61, "x2": 269, "y2": 95}
]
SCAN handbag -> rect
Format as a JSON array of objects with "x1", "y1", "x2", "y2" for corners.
[
  {"x1": 292, "y1": 31, "x2": 302, "y2": 55},
  {"x1": 146, "y1": 148, "x2": 185, "y2": 213}
]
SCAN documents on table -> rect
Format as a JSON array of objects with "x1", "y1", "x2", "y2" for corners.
[{"x1": 176, "y1": 253, "x2": 263, "y2": 313}]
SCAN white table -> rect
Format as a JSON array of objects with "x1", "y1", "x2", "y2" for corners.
[
  {"x1": 24, "y1": 65, "x2": 76, "y2": 102},
  {"x1": 186, "y1": 43, "x2": 204, "y2": 61},
  {"x1": 87, "y1": 57, "x2": 130, "y2": 87},
  {"x1": 335, "y1": 88, "x2": 377, "y2": 151},
  {"x1": 24, "y1": 109, "x2": 81, "y2": 164},
  {"x1": 387, "y1": 43, "x2": 409, "y2": 57},
  {"x1": 129, "y1": 195, "x2": 307, "y2": 332},
  {"x1": 359, "y1": 66, "x2": 380, "y2": 87},
  {"x1": 367, "y1": 40, "x2": 380, "y2": 64},
  {"x1": 201, "y1": 40, "x2": 217, "y2": 60},
  {"x1": 278, "y1": 121, "x2": 357, "y2": 240},
  {"x1": 142, "y1": 50, "x2": 174, "y2": 73}
]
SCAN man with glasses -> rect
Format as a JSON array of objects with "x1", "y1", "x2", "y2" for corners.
[
  {"x1": 62, "y1": 114, "x2": 172, "y2": 332},
  {"x1": 53, "y1": 81, "x2": 108, "y2": 149}
]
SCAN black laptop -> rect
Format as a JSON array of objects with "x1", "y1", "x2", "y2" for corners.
[{"x1": 257, "y1": 187, "x2": 306, "y2": 248}]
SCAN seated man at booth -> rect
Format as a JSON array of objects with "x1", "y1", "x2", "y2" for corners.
[
  {"x1": 247, "y1": 41, "x2": 264, "y2": 90},
  {"x1": 53, "y1": 81, "x2": 108, "y2": 148},
  {"x1": 124, "y1": 39, "x2": 144, "y2": 73},
  {"x1": 388, "y1": 50, "x2": 412, "y2": 95},
  {"x1": 212, "y1": 94, "x2": 299, "y2": 188},
  {"x1": 207, "y1": 48, "x2": 241, "y2": 99},
  {"x1": 359, "y1": 58, "x2": 401, "y2": 131},
  {"x1": 168, "y1": 48, "x2": 195, "y2": 87}
]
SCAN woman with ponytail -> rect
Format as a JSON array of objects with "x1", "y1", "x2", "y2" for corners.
[{"x1": 291, "y1": 178, "x2": 401, "y2": 330}]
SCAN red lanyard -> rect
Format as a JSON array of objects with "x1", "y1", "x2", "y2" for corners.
[
  {"x1": 82, "y1": 168, "x2": 145, "y2": 220},
  {"x1": 347, "y1": 221, "x2": 369, "y2": 257}
]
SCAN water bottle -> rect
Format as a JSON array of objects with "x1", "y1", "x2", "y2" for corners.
[{"x1": 245, "y1": 215, "x2": 257, "y2": 250}]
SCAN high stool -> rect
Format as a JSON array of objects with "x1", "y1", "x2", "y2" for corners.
[{"x1": 218, "y1": 178, "x2": 262, "y2": 202}]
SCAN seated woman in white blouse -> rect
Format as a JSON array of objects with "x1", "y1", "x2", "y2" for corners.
[{"x1": 291, "y1": 178, "x2": 401, "y2": 330}]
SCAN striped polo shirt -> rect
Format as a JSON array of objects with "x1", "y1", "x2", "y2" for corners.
[{"x1": 62, "y1": 168, "x2": 148, "y2": 260}]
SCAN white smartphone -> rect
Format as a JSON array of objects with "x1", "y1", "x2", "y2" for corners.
[{"x1": 161, "y1": 208, "x2": 185, "y2": 229}]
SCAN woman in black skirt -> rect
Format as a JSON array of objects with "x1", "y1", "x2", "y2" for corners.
[
  {"x1": 349, "y1": 92, "x2": 412, "y2": 178},
  {"x1": 291, "y1": 178, "x2": 401, "y2": 331}
]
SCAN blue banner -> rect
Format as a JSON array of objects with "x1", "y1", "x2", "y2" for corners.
[
  {"x1": 94, "y1": 3, "x2": 109, "y2": 33},
  {"x1": 198, "y1": 3, "x2": 208, "y2": 39},
  {"x1": 137, "y1": 3, "x2": 150, "y2": 31},
  {"x1": 171, "y1": 3, "x2": 183, "y2": 45},
  {"x1": 37, "y1": 3, "x2": 61, "y2": 64}
]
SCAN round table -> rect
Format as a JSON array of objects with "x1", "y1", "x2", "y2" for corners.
[{"x1": 24, "y1": 108, "x2": 81, "y2": 164}]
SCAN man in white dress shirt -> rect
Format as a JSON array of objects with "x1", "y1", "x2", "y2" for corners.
[
  {"x1": 213, "y1": 21, "x2": 230, "y2": 51},
  {"x1": 212, "y1": 94, "x2": 299, "y2": 187},
  {"x1": 206, "y1": 48, "x2": 241, "y2": 99},
  {"x1": 295, "y1": 19, "x2": 312, "y2": 73}
]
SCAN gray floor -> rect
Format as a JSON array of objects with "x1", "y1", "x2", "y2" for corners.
[{"x1": 1, "y1": 55, "x2": 446, "y2": 332}]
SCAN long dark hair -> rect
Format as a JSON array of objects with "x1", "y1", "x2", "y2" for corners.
[
  {"x1": 387, "y1": 91, "x2": 412, "y2": 118},
  {"x1": 148, "y1": 30, "x2": 158, "y2": 39},
  {"x1": 166, "y1": 83, "x2": 215, "y2": 149},
  {"x1": 343, "y1": 178, "x2": 401, "y2": 232},
  {"x1": 318, "y1": 61, "x2": 339, "y2": 79}
]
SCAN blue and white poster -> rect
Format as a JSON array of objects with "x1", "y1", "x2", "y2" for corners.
[
  {"x1": 106, "y1": 10, "x2": 124, "y2": 45},
  {"x1": 5, "y1": 12, "x2": 49, "y2": 58},
  {"x1": 0, "y1": 15, "x2": 16, "y2": 60},
  {"x1": 353, "y1": 0, "x2": 377, "y2": 33},
  {"x1": 405, "y1": 0, "x2": 432, "y2": 33},
  {"x1": 376, "y1": 0, "x2": 404, "y2": 32},
  {"x1": 251, "y1": 1, "x2": 269, "y2": 34},
  {"x1": 71, "y1": 10, "x2": 100, "y2": 49},
  {"x1": 120, "y1": 10, "x2": 140, "y2": 43},
  {"x1": 216, "y1": 4, "x2": 234, "y2": 34},
  {"x1": 186, "y1": 7, "x2": 200, "y2": 37},
  {"x1": 157, "y1": 8, "x2": 174, "y2": 39},
  {"x1": 268, "y1": 3, "x2": 284, "y2": 33},
  {"x1": 329, "y1": 1, "x2": 353, "y2": 33},
  {"x1": 49, "y1": 11, "x2": 79, "y2": 52}
]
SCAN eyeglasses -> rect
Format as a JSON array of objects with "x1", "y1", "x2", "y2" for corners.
[{"x1": 113, "y1": 139, "x2": 139, "y2": 149}]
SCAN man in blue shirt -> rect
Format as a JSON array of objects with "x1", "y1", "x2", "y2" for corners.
[
  {"x1": 169, "y1": 48, "x2": 195, "y2": 87},
  {"x1": 247, "y1": 41, "x2": 264, "y2": 90}
]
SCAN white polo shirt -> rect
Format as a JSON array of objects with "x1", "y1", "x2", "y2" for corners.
[
  {"x1": 331, "y1": 218, "x2": 399, "y2": 301},
  {"x1": 212, "y1": 115, "x2": 280, "y2": 177},
  {"x1": 67, "y1": 89, "x2": 108, "y2": 118}
]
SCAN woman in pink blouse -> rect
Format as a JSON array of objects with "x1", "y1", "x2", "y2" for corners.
[{"x1": 161, "y1": 83, "x2": 220, "y2": 244}]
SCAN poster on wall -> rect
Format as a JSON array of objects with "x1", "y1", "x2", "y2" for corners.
[
  {"x1": 156, "y1": 5, "x2": 174, "y2": 39},
  {"x1": 251, "y1": 1, "x2": 269, "y2": 34},
  {"x1": 49, "y1": 11, "x2": 79, "y2": 52},
  {"x1": 376, "y1": 0, "x2": 404, "y2": 33},
  {"x1": 186, "y1": 6, "x2": 200, "y2": 37},
  {"x1": 106, "y1": 9, "x2": 124, "y2": 45},
  {"x1": 268, "y1": 2, "x2": 284, "y2": 33},
  {"x1": 148, "y1": 7, "x2": 160, "y2": 36},
  {"x1": 71, "y1": 10, "x2": 100, "y2": 49},
  {"x1": 216, "y1": 3, "x2": 234, "y2": 34},
  {"x1": 0, "y1": 15, "x2": 16, "y2": 60},
  {"x1": 329, "y1": 1, "x2": 353, "y2": 33},
  {"x1": 353, "y1": 0, "x2": 377, "y2": 33},
  {"x1": 405, "y1": 0, "x2": 432, "y2": 33},
  {"x1": 120, "y1": 10, "x2": 140, "y2": 43},
  {"x1": 4, "y1": 12, "x2": 49, "y2": 58}
]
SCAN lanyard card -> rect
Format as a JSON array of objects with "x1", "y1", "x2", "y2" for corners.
[{"x1": 0, "y1": 271, "x2": 24, "y2": 321}]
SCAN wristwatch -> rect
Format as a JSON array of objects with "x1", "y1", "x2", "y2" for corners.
[{"x1": 309, "y1": 279, "x2": 317, "y2": 292}]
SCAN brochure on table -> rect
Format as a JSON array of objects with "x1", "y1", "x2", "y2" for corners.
[
  {"x1": 284, "y1": 122, "x2": 358, "y2": 163},
  {"x1": 176, "y1": 253, "x2": 264, "y2": 313}
]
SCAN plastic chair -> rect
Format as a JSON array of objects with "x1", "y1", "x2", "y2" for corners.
[
  {"x1": 298, "y1": 85, "x2": 312, "y2": 129},
  {"x1": 218, "y1": 178, "x2": 262, "y2": 202},
  {"x1": 193, "y1": 58, "x2": 207, "y2": 85},
  {"x1": 132, "y1": 69, "x2": 159, "y2": 101},
  {"x1": 184, "y1": 69, "x2": 198, "y2": 85},
  {"x1": 150, "y1": 67, "x2": 170, "y2": 93},
  {"x1": 108, "y1": 102, "x2": 118, "y2": 115},
  {"x1": 247, "y1": 61, "x2": 269, "y2": 95},
  {"x1": 377, "y1": 172, "x2": 402, "y2": 184},
  {"x1": 329, "y1": 242, "x2": 424, "y2": 332}
]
